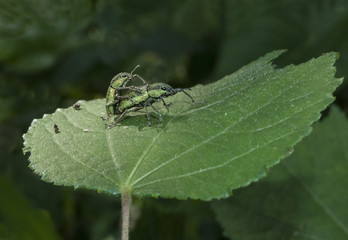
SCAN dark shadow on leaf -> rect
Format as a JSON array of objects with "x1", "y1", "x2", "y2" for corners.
[{"x1": 111, "y1": 112, "x2": 190, "y2": 131}]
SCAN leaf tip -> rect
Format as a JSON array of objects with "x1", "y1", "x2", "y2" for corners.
[{"x1": 262, "y1": 49, "x2": 288, "y2": 63}]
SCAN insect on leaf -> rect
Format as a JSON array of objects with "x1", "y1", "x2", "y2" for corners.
[{"x1": 23, "y1": 50, "x2": 342, "y2": 200}]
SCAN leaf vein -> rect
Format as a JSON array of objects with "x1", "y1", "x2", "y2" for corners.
[
  {"x1": 43, "y1": 118, "x2": 118, "y2": 187},
  {"x1": 105, "y1": 130, "x2": 121, "y2": 184},
  {"x1": 130, "y1": 79, "x2": 302, "y2": 186},
  {"x1": 125, "y1": 118, "x2": 175, "y2": 186},
  {"x1": 283, "y1": 163, "x2": 348, "y2": 236},
  {"x1": 133, "y1": 130, "x2": 295, "y2": 189},
  {"x1": 180, "y1": 79, "x2": 254, "y2": 116}
]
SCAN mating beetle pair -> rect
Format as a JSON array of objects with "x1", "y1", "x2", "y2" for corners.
[
  {"x1": 105, "y1": 66, "x2": 200, "y2": 128},
  {"x1": 105, "y1": 65, "x2": 146, "y2": 117}
]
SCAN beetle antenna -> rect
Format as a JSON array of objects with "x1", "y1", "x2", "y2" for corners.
[
  {"x1": 174, "y1": 88, "x2": 197, "y2": 103},
  {"x1": 182, "y1": 90, "x2": 197, "y2": 103},
  {"x1": 131, "y1": 65, "x2": 141, "y2": 75}
]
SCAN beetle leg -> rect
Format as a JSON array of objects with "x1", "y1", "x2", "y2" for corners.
[
  {"x1": 106, "y1": 121, "x2": 117, "y2": 129},
  {"x1": 106, "y1": 100, "x2": 118, "y2": 107},
  {"x1": 181, "y1": 90, "x2": 197, "y2": 103},
  {"x1": 115, "y1": 95, "x2": 135, "y2": 104},
  {"x1": 133, "y1": 74, "x2": 148, "y2": 87},
  {"x1": 106, "y1": 106, "x2": 142, "y2": 129},
  {"x1": 105, "y1": 100, "x2": 119, "y2": 117},
  {"x1": 162, "y1": 99, "x2": 172, "y2": 107},
  {"x1": 116, "y1": 86, "x2": 142, "y2": 92},
  {"x1": 181, "y1": 90, "x2": 205, "y2": 104},
  {"x1": 105, "y1": 103, "x2": 115, "y2": 117},
  {"x1": 117, "y1": 107, "x2": 142, "y2": 123},
  {"x1": 149, "y1": 104, "x2": 163, "y2": 123},
  {"x1": 145, "y1": 106, "x2": 151, "y2": 126},
  {"x1": 113, "y1": 111, "x2": 128, "y2": 126}
]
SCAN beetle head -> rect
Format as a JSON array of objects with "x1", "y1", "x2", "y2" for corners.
[
  {"x1": 147, "y1": 83, "x2": 176, "y2": 99},
  {"x1": 147, "y1": 83, "x2": 197, "y2": 104},
  {"x1": 109, "y1": 65, "x2": 141, "y2": 88},
  {"x1": 110, "y1": 72, "x2": 133, "y2": 88}
]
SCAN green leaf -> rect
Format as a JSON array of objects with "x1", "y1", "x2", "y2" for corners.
[
  {"x1": 23, "y1": 50, "x2": 342, "y2": 200},
  {"x1": 212, "y1": 107, "x2": 348, "y2": 239},
  {"x1": 0, "y1": 176, "x2": 61, "y2": 240}
]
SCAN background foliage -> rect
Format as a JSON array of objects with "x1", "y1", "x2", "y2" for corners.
[
  {"x1": 1, "y1": 0, "x2": 347, "y2": 239},
  {"x1": 212, "y1": 107, "x2": 348, "y2": 239}
]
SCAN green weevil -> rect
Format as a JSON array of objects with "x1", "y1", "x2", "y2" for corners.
[
  {"x1": 105, "y1": 65, "x2": 148, "y2": 117},
  {"x1": 106, "y1": 82, "x2": 200, "y2": 128}
]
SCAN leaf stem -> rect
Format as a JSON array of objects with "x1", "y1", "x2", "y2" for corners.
[{"x1": 121, "y1": 189, "x2": 132, "y2": 240}]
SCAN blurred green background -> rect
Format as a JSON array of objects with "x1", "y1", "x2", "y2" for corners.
[{"x1": 0, "y1": 0, "x2": 347, "y2": 239}]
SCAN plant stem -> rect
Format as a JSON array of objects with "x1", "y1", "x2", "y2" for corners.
[{"x1": 121, "y1": 189, "x2": 132, "y2": 240}]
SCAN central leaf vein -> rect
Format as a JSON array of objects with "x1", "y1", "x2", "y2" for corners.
[
  {"x1": 105, "y1": 130, "x2": 121, "y2": 185},
  {"x1": 125, "y1": 118, "x2": 175, "y2": 186}
]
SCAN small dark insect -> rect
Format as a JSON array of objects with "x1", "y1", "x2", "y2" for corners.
[
  {"x1": 54, "y1": 124, "x2": 60, "y2": 134},
  {"x1": 73, "y1": 103, "x2": 81, "y2": 110}
]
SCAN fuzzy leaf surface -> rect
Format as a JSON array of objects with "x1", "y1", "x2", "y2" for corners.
[{"x1": 23, "y1": 51, "x2": 342, "y2": 200}]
